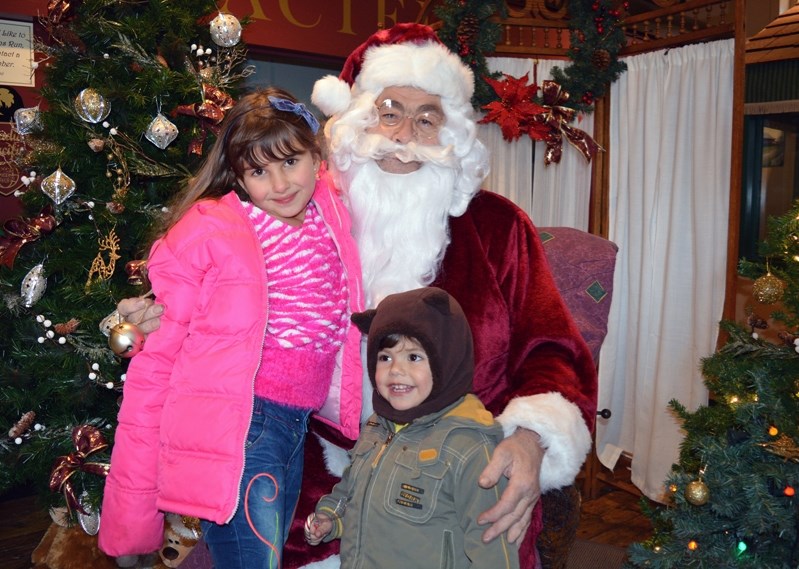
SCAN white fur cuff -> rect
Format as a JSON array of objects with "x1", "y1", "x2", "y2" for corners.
[
  {"x1": 316, "y1": 433, "x2": 350, "y2": 478},
  {"x1": 496, "y1": 392, "x2": 592, "y2": 493}
]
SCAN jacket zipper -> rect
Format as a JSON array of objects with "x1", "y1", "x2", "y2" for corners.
[
  {"x1": 226, "y1": 202, "x2": 270, "y2": 523},
  {"x1": 371, "y1": 430, "x2": 394, "y2": 469},
  {"x1": 355, "y1": 429, "x2": 395, "y2": 566}
]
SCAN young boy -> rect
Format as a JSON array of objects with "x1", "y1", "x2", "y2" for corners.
[{"x1": 305, "y1": 287, "x2": 520, "y2": 569}]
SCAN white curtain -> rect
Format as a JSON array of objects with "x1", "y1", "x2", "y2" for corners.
[
  {"x1": 596, "y1": 39, "x2": 734, "y2": 501},
  {"x1": 478, "y1": 58, "x2": 594, "y2": 229}
]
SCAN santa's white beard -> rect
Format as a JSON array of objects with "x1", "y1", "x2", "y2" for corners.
[{"x1": 345, "y1": 159, "x2": 456, "y2": 308}]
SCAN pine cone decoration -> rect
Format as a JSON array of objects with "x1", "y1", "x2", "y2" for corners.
[
  {"x1": 591, "y1": 48, "x2": 612, "y2": 71},
  {"x1": 457, "y1": 15, "x2": 480, "y2": 45},
  {"x1": 54, "y1": 318, "x2": 80, "y2": 335},
  {"x1": 9, "y1": 411, "x2": 36, "y2": 438}
]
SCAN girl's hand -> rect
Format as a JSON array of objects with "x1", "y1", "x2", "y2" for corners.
[
  {"x1": 304, "y1": 513, "x2": 333, "y2": 545},
  {"x1": 117, "y1": 297, "x2": 164, "y2": 335}
]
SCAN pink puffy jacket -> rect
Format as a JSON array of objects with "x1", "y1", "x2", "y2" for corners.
[{"x1": 99, "y1": 174, "x2": 363, "y2": 557}]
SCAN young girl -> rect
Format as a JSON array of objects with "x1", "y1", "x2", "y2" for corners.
[{"x1": 98, "y1": 87, "x2": 363, "y2": 569}]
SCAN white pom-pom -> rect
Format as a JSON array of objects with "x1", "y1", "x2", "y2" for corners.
[
  {"x1": 92, "y1": 363, "x2": 100, "y2": 370},
  {"x1": 58, "y1": 337, "x2": 66, "y2": 344},
  {"x1": 15, "y1": 437, "x2": 22, "y2": 445},
  {"x1": 37, "y1": 337, "x2": 45, "y2": 343},
  {"x1": 752, "y1": 332, "x2": 759, "y2": 340},
  {"x1": 311, "y1": 75, "x2": 352, "y2": 117}
]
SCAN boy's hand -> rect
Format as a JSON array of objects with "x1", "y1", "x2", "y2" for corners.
[{"x1": 304, "y1": 513, "x2": 333, "y2": 546}]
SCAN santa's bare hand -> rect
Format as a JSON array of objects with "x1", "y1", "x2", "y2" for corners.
[
  {"x1": 117, "y1": 297, "x2": 163, "y2": 335},
  {"x1": 477, "y1": 427, "x2": 542, "y2": 544}
]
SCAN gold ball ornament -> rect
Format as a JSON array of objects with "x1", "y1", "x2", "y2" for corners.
[
  {"x1": 752, "y1": 273, "x2": 785, "y2": 304},
  {"x1": 109, "y1": 322, "x2": 145, "y2": 358},
  {"x1": 685, "y1": 479, "x2": 710, "y2": 506}
]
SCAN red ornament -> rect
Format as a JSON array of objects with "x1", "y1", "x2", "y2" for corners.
[{"x1": 785, "y1": 486, "x2": 796, "y2": 497}]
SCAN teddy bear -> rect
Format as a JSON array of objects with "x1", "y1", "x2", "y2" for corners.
[{"x1": 31, "y1": 509, "x2": 204, "y2": 569}]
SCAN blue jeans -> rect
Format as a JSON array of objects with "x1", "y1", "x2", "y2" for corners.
[{"x1": 201, "y1": 397, "x2": 311, "y2": 569}]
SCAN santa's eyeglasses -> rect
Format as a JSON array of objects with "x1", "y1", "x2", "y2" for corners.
[{"x1": 375, "y1": 99, "x2": 444, "y2": 139}]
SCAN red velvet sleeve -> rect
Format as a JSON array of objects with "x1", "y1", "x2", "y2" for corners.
[{"x1": 435, "y1": 191, "x2": 598, "y2": 432}]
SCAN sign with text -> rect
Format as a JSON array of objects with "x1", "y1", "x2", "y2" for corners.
[
  {"x1": 219, "y1": 0, "x2": 435, "y2": 59},
  {"x1": 0, "y1": 19, "x2": 34, "y2": 86}
]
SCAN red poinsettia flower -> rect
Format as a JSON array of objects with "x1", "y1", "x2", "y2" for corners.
[{"x1": 479, "y1": 73, "x2": 546, "y2": 142}]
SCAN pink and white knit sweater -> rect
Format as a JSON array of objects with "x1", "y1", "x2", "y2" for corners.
[{"x1": 243, "y1": 200, "x2": 350, "y2": 411}]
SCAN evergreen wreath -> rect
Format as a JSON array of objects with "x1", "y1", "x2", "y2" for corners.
[
  {"x1": 551, "y1": 0, "x2": 628, "y2": 113},
  {"x1": 434, "y1": 0, "x2": 505, "y2": 109},
  {"x1": 436, "y1": 0, "x2": 628, "y2": 113}
]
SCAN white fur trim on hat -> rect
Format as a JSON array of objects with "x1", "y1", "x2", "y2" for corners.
[
  {"x1": 356, "y1": 40, "x2": 473, "y2": 108},
  {"x1": 312, "y1": 74, "x2": 353, "y2": 117},
  {"x1": 496, "y1": 392, "x2": 592, "y2": 493}
]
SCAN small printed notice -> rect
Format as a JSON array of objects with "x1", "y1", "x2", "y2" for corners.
[{"x1": 0, "y1": 19, "x2": 34, "y2": 87}]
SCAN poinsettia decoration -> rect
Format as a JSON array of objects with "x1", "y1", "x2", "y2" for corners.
[
  {"x1": 480, "y1": 73, "x2": 545, "y2": 141},
  {"x1": 479, "y1": 73, "x2": 601, "y2": 165}
]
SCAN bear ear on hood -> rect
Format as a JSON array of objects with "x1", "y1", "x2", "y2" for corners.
[
  {"x1": 424, "y1": 288, "x2": 452, "y2": 315},
  {"x1": 351, "y1": 309, "x2": 377, "y2": 335}
]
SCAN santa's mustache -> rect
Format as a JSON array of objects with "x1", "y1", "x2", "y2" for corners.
[{"x1": 350, "y1": 132, "x2": 460, "y2": 169}]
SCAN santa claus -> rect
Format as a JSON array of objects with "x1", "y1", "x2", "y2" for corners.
[{"x1": 119, "y1": 23, "x2": 596, "y2": 569}]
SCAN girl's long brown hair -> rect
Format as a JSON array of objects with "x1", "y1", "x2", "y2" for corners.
[{"x1": 151, "y1": 87, "x2": 322, "y2": 243}]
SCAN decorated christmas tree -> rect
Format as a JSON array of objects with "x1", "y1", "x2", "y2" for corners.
[
  {"x1": 625, "y1": 204, "x2": 799, "y2": 568},
  {"x1": 0, "y1": 0, "x2": 248, "y2": 526}
]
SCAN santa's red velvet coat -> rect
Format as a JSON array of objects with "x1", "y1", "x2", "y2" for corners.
[{"x1": 285, "y1": 189, "x2": 598, "y2": 568}]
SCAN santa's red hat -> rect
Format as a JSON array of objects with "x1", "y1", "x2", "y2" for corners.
[{"x1": 312, "y1": 23, "x2": 474, "y2": 117}]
